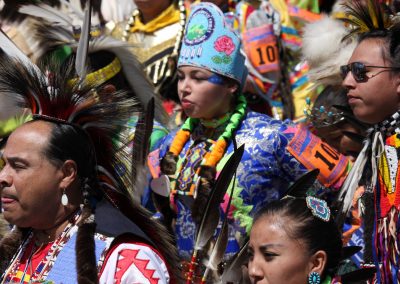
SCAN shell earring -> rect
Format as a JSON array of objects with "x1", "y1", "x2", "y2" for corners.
[{"x1": 61, "y1": 188, "x2": 69, "y2": 206}]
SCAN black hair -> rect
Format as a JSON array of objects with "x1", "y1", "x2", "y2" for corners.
[
  {"x1": 357, "y1": 24, "x2": 400, "y2": 71},
  {"x1": 253, "y1": 197, "x2": 342, "y2": 277},
  {"x1": 313, "y1": 85, "x2": 348, "y2": 111},
  {"x1": 42, "y1": 122, "x2": 97, "y2": 180}
]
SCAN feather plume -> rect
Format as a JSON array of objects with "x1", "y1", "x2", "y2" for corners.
[
  {"x1": 0, "y1": 29, "x2": 41, "y2": 76},
  {"x1": 186, "y1": 145, "x2": 244, "y2": 283},
  {"x1": 340, "y1": 0, "x2": 393, "y2": 40},
  {"x1": 301, "y1": 17, "x2": 357, "y2": 87},
  {"x1": 60, "y1": 0, "x2": 85, "y2": 19},
  {"x1": 194, "y1": 145, "x2": 245, "y2": 251},
  {"x1": 131, "y1": 98, "x2": 154, "y2": 200},
  {"x1": 0, "y1": 0, "x2": 61, "y2": 23},
  {"x1": 75, "y1": 0, "x2": 91, "y2": 82},
  {"x1": 19, "y1": 4, "x2": 73, "y2": 26},
  {"x1": 220, "y1": 239, "x2": 249, "y2": 284},
  {"x1": 202, "y1": 168, "x2": 238, "y2": 281},
  {"x1": 19, "y1": 3, "x2": 168, "y2": 124},
  {"x1": 0, "y1": 53, "x2": 141, "y2": 201}
]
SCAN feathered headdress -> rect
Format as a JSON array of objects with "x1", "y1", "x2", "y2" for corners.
[
  {"x1": 18, "y1": 1, "x2": 168, "y2": 124},
  {"x1": 340, "y1": 0, "x2": 394, "y2": 40},
  {"x1": 335, "y1": 0, "x2": 397, "y2": 226}
]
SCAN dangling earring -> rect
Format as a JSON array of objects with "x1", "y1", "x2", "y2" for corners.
[
  {"x1": 308, "y1": 272, "x2": 321, "y2": 284},
  {"x1": 61, "y1": 188, "x2": 69, "y2": 206}
]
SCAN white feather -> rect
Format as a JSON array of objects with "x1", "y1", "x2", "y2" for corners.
[
  {"x1": 302, "y1": 17, "x2": 357, "y2": 87},
  {"x1": 19, "y1": 4, "x2": 72, "y2": 26},
  {"x1": 75, "y1": 1, "x2": 91, "y2": 81},
  {"x1": 0, "y1": 29, "x2": 41, "y2": 76}
]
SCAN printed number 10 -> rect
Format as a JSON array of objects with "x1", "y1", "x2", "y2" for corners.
[
  {"x1": 314, "y1": 143, "x2": 340, "y2": 171},
  {"x1": 256, "y1": 46, "x2": 277, "y2": 65}
]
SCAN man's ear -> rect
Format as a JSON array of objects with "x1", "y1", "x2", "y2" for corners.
[
  {"x1": 308, "y1": 250, "x2": 327, "y2": 276},
  {"x1": 59, "y1": 159, "x2": 78, "y2": 189}
]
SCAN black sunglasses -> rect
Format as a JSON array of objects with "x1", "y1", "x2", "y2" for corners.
[{"x1": 340, "y1": 62, "x2": 400, "y2": 82}]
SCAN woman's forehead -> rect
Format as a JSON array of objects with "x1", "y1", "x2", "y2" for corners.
[{"x1": 178, "y1": 65, "x2": 213, "y2": 75}]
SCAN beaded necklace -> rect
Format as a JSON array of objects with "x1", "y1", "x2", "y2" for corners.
[
  {"x1": 167, "y1": 95, "x2": 247, "y2": 196},
  {"x1": 2, "y1": 211, "x2": 80, "y2": 284},
  {"x1": 122, "y1": 0, "x2": 186, "y2": 58}
]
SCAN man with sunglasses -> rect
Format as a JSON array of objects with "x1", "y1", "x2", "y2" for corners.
[{"x1": 337, "y1": 1, "x2": 400, "y2": 283}]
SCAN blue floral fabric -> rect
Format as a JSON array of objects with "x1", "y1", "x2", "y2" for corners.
[{"x1": 149, "y1": 111, "x2": 348, "y2": 259}]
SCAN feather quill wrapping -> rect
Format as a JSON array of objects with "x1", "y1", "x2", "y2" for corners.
[{"x1": 75, "y1": 0, "x2": 91, "y2": 83}]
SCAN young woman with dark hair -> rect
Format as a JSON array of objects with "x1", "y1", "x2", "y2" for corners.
[
  {"x1": 148, "y1": 4, "x2": 351, "y2": 279},
  {"x1": 248, "y1": 197, "x2": 342, "y2": 284}
]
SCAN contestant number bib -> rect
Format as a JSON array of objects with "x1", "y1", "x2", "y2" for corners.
[
  {"x1": 287, "y1": 125, "x2": 348, "y2": 187},
  {"x1": 243, "y1": 24, "x2": 279, "y2": 74}
]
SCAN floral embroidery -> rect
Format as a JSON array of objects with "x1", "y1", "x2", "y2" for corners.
[
  {"x1": 212, "y1": 36, "x2": 235, "y2": 64},
  {"x1": 214, "y1": 35, "x2": 235, "y2": 55}
]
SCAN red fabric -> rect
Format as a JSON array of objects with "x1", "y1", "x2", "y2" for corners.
[
  {"x1": 8, "y1": 240, "x2": 53, "y2": 284},
  {"x1": 114, "y1": 249, "x2": 160, "y2": 284},
  {"x1": 99, "y1": 236, "x2": 168, "y2": 283}
]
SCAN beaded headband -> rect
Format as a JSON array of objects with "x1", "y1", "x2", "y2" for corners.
[{"x1": 68, "y1": 57, "x2": 122, "y2": 87}]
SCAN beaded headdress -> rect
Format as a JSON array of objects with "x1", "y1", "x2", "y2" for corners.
[{"x1": 178, "y1": 2, "x2": 247, "y2": 86}]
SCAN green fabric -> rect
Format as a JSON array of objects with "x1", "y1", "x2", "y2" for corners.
[
  {"x1": 150, "y1": 126, "x2": 169, "y2": 152},
  {"x1": 48, "y1": 45, "x2": 73, "y2": 65}
]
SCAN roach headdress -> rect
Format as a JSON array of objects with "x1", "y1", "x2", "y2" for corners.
[
  {"x1": 18, "y1": 1, "x2": 168, "y2": 124},
  {"x1": 340, "y1": 0, "x2": 394, "y2": 40},
  {"x1": 0, "y1": 4, "x2": 180, "y2": 282}
]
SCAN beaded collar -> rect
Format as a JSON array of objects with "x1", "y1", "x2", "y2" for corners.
[
  {"x1": 1, "y1": 211, "x2": 81, "y2": 284},
  {"x1": 372, "y1": 110, "x2": 400, "y2": 137}
]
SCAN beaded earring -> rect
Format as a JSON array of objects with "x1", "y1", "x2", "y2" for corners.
[{"x1": 308, "y1": 271, "x2": 321, "y2": 284}]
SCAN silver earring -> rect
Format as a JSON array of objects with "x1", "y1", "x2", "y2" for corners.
[{"x1": 61, "y1": 188, "x2": 69, "y2": 206}]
